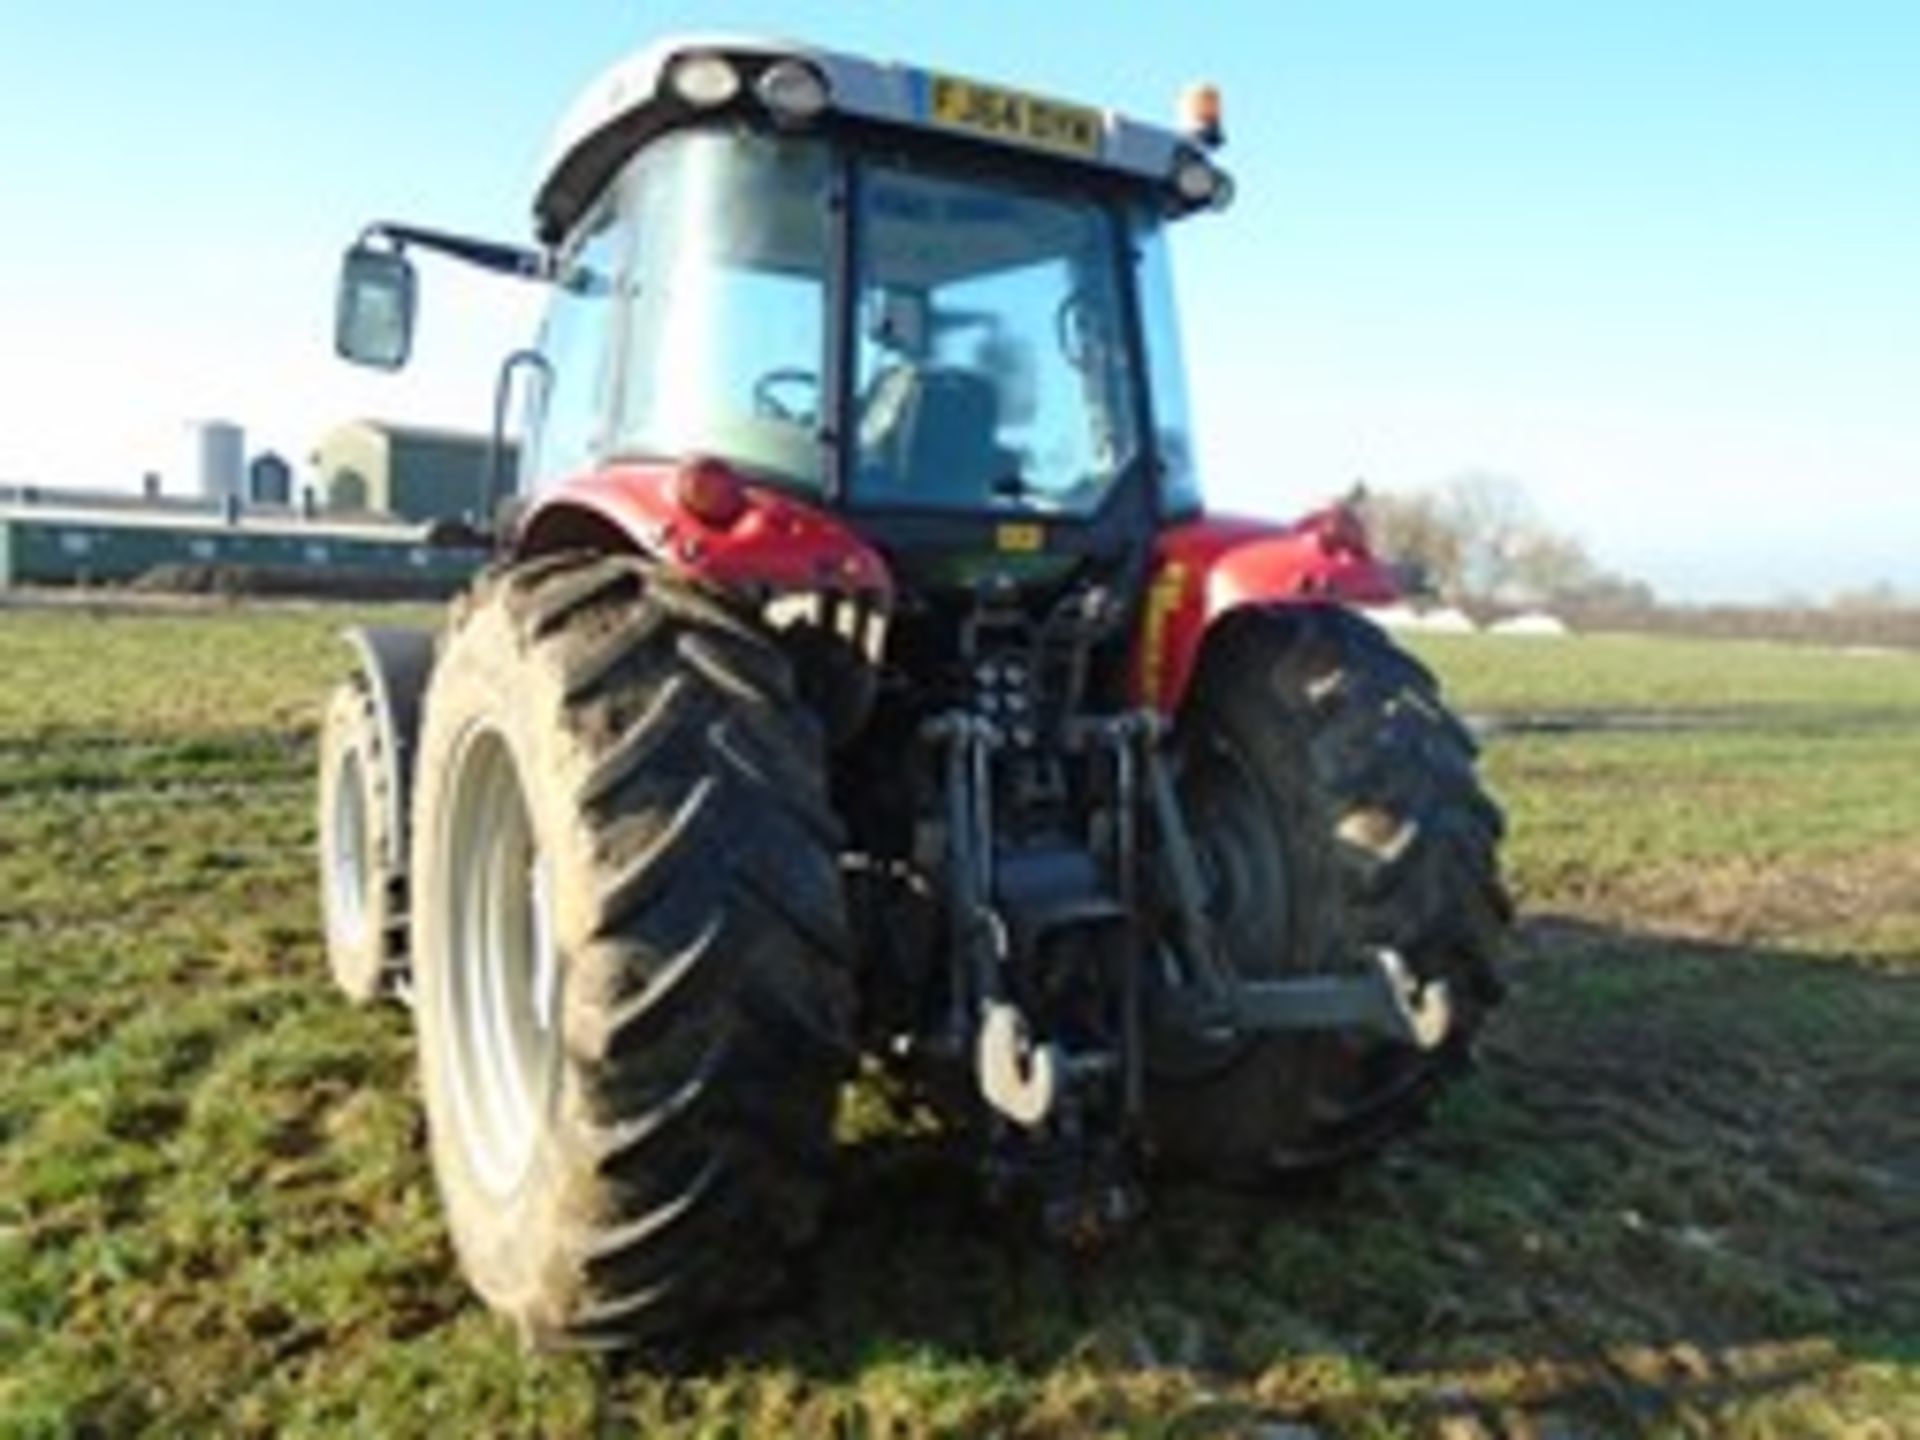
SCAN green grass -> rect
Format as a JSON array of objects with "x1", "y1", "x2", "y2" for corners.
[
  {"x1": 1410, "y1": 629, "x2": 1920, "y2": 716},
  {"x1": 2, "y1": 609, "x2": 1916, "y2": 1437}
]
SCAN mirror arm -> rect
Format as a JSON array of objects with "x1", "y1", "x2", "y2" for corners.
[{"x1": 359, "y1": 222, "x2": 550, "y2": 281}]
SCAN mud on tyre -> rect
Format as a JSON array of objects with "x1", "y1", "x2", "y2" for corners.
[
  {"x1": 409, "y1": 553, "x2": 855, "y2": 1348},
  {"x1": 1147, "y1": 604, "x2": 1509, "y2": 1178}
]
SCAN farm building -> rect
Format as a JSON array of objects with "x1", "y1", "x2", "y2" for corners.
[
  {"x1": 310, "y1": 421, "x2": 515, "y2": 523},
  {"x1": 0, "y1": 501, "x2": 483, "y2": 593}
]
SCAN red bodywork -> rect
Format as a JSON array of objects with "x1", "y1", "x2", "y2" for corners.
[
  {"x1": 519, "y1": 467, "x2": 1390, "y2": 724},
  {"x1": 1131, "y1": 504, "x2": 1398, "y2": 715},
  {"x1": 516, "y1": 462, "x2": 893, "y2": 605}
]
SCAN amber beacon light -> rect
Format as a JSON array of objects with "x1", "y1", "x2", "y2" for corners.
[{"x1": 1181, "y1": 82, "x2": 1224, "y2": 149}]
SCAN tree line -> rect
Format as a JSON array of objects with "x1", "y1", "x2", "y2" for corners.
[{"x1": 1352, "y1": 471, "x2": 1654, "y2": 609}]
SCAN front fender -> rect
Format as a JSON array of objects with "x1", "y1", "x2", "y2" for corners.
[
  {"x1": 515, "y1": 463, "x2": 894, "y2": 605},
  {"x1": 1132, "y1": 506, "x2": 1398, "y2": 714}
]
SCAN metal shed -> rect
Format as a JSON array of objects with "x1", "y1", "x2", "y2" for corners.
[
  {"x1": 310, "y1": 421, "x2": 515, "y2": 523},
  {"x1": 0, "y1": 502, "x2": 482, "y2": 592}
]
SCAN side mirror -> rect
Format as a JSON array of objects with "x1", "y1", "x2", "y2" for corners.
[{"x1": 335, "y1": 243, "x2": 417, "y2": 370}]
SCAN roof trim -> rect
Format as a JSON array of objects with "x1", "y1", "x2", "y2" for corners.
[{"x1": 534, "y1": 34, "x2": 1218, "y2": 242}]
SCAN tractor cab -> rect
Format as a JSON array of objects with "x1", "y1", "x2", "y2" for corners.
[
  {"x1": 338, "y1": 38, "x2": 1231, "y2": 600},
  {"x1": 527, "y1": 39, "x2": 1227, "y2": 523}
]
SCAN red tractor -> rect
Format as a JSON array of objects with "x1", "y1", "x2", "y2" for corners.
[{"x1": 318, "y1": 37, "x2": 1508, "y2": 1350}]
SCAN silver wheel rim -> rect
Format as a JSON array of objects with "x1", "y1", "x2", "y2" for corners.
[
  {"x1": 436, "y1": 725, "x2": 561, "y2": 1199},
  {"x1": 326, "y1": 746, "x2": 372, "y2": 953}
]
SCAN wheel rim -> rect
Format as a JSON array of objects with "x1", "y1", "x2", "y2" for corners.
[
  {"x1": 435, "y1": 725, "x2": 561, "y2": 1199},
  {"x1": 326, "y1": 745, "x2": 372, "y2": 953}
]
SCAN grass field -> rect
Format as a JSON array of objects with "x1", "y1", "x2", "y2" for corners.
[{"x1": 2, "y1": 604, "x2": 1916, "y2": 1437}]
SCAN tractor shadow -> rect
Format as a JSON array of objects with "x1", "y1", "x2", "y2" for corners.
[{"x1": 631, "y1": 914, "x2": 1920, "y2": 1432}]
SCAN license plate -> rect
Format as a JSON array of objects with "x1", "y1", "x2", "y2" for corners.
[
  {"x1": 926, "y1": 73, "x2": 1101, "y2": 158},
  {"x1": 996, "y1": 523, "x2": 1046, "y2": 553}
]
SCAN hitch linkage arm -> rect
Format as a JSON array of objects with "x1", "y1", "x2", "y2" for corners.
[
  {"x1": 1136, "y1": 720, "x2": 1454, "y2": 1052},
  {"x1": 923, "y1": 712, "x2": 1065, "y2": 1128}
]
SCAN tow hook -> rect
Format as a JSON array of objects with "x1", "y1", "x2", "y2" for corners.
[
  {"x1": 1372, "y1": 949, "x2": 1452, "y2": 1049},
  {"x1": 977, "y1": 1001, "x2": 1064, "y2": 1126}
]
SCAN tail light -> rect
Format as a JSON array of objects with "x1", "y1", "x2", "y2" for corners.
[
  {"x1": 1180, "y1": 82, "x2": 1225, "y2": 149},
  {"x1": 673, "y1": 456, "x2": 749, "y2": 529}
]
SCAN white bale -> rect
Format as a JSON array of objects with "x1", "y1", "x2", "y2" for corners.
[
  {"x1": 1488, "y1": 611, "x2": 1570, "y2": 637},
  {"x1": 1372, "y1": 603, "x2": 1479, "y2": 634}
]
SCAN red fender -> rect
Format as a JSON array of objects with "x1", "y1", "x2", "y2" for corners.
[
  {"x1": 1131, "y1": 504, "x2": 1399, "y2": 714},
  {"x1": 514, "y1": 461, "x2": 893, "y2": 605}
]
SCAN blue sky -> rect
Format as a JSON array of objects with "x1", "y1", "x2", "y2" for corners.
[{"x1": 1, "y1": 2, "x2": 1914, "y2": 600}]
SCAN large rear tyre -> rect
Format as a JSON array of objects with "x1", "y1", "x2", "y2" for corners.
[
  {"x1": 1147, "y1": 605, "x2": 1509, "y2": 1178},
  {"x1": 317, "y1": 677, "x2": 401, "y2": 1004},
  {"x1": 409, "y1": 554, "x2": 854, "y2": 1349}
]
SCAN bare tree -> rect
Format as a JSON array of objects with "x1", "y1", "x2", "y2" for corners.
[
  {"x1": 1357, "y1": 486, "x2": 1464, "y2": 597},
  {"x1": 1831, "y1": 580, "x2": 1909, "y2": 612},
  {"x1": 1436, "y1": 471, "x2": 1534, "y2": 599},
  {"x1": 1508, "y1": 528, "x2": 1600, "y2": 603},
  {"x1": 1359, "y1": 471, "x2": 1652, "y2": 608}
]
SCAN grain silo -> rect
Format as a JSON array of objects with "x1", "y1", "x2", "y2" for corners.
[{"x1": 188, "y1": 420, "x2": 246, "y2": 504}]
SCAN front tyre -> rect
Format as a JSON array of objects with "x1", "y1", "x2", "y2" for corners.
[
  {"x1": 410, "y1": 555, "x2": 854, "y2": 1348},
  {"x1": 317, "y1": 677, "x2": 400, "y2": 1004},
  {"x1": 1147, "y1": 605, "x2": 1509, "y2": 1178}
]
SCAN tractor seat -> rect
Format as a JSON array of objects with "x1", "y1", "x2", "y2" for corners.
[{"x1": 857, "y1": 366, "x2": 1018, "y2": 507}]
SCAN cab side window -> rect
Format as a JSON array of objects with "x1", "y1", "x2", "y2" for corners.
[
  {"x1": 525, "y1": 192, "x2": 627, "y2": 488},
  {"x1": 613, "y1": 131, "x2": 831, "y2": 491},
  {"x1": 1131, "y1": 210, "x2": 1201, "y2": 519}
]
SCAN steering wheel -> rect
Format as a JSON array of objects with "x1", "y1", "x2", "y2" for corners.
[{"x1": 752, "y1": 368, "x2": 821, "y2": 425}]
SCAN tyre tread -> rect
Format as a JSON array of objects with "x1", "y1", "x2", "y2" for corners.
[{"x1": 414, "y1": 551, "x2": 852, "y2": 1350}]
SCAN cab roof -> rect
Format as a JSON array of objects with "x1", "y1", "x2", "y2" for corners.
[{"x1": 534, "y1": 34, "x2": 1222, "y2": 245}]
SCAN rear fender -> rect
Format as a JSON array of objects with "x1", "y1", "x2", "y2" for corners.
[
  {"x1": 515, "y1": 463, "x2": 894, "y2": 606},
  {"x1": 341, "y1": 625, "x2": 436, "y2": 867},
  {"x1": 1132, "y1": 505, "x2": 1398, "y2": 714}
]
